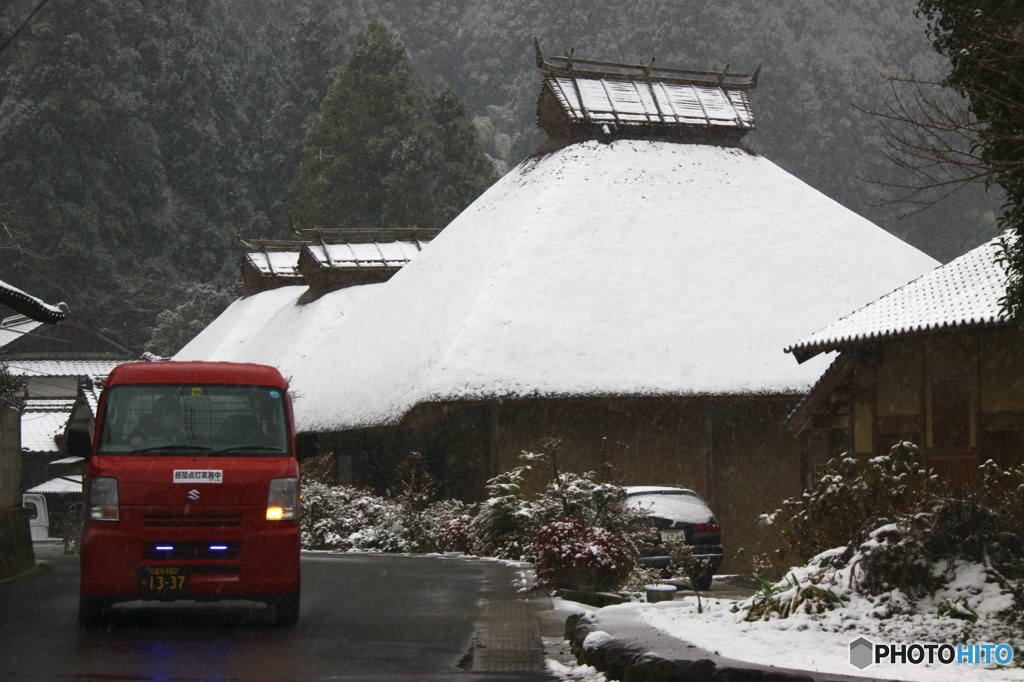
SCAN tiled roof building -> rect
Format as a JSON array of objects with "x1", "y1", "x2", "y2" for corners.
[{"x1": 787, "y1": 234, "x2": 1023, "y2": 488}]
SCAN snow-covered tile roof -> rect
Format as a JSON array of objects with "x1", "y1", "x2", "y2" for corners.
[
  {"x1": 0, "y1": 278, "x2": 66, "y2": 323},
  {"x1": 80, "y1": 381, "x2": 102, "y2": 418},
  {"x1": 6, "y1": 359, "x2": 122, "y2": 380},
  {"x1": 27, "y1": 474, "x2": 82, "y2": 494},
  {"x1": 21, "y1": 405, "x2": 72, "y2": 453},
  {"x1": 546, "y1": 75, "x2": 754, "y2": 129},
  {"x1": 0, "y1": 315, "x2": 42, "y2": 349},
  {"x1": 786, "y1": 235, "x2": 1010, "y2": 362}
]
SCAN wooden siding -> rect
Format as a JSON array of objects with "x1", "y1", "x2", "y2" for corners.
[
  {"x1": 322, "y1": 395, "x2": 805, "y2": 573},
  {"x1": 800, "y1": 329, "x2": 1024, "y2": 490}
]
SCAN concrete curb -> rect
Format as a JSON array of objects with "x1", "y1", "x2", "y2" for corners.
[{"x1": 565, "y1": 612, "x2": 841, "y2": 682}]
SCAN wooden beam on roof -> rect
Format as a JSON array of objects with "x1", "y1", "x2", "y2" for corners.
[{"x1": 534, "y1": 38, "x2": 759, "y2": 90}]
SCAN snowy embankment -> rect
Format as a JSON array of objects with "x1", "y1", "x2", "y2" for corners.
[{"x1": 620, "y1": 551, "x2": 1021, "y2": 681}]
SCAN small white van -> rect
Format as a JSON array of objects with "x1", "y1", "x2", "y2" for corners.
[{"x1": 22, "y1": 493, "x2": 49, "y2": 542}]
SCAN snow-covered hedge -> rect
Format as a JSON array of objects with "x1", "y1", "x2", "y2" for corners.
[
  {"x1": 301, "y1": 442, "x2": 645, "y2": 592},
  {"x1": 746, "y1": 444, "x2": 1024, "y2": 655}
]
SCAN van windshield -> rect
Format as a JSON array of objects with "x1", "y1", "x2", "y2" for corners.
[{"x1": 98, "y1": 384, "x2": 290, "y2": 456}]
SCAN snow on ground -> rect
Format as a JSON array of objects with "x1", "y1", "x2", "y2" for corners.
[{"x1": 614, "y1": 559, "x2": 1022, "y2": 681}]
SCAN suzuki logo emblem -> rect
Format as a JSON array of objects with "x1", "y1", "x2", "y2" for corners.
[{"x1": 188, "y1": 489, "x2": 201, "y2": 501}]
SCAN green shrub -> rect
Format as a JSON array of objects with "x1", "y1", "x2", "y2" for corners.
[
  {"x1": 767, "y1": 441, "x2": 942, "y2": 561},
  {"x1": 755, "y1": 446, "x2": 1024, "y2": 624},
  {"x1": 469, "y1": 465, "x2": 534, "y2": 559}
]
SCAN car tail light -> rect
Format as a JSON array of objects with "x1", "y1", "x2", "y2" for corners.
[
  {"x1": 266, "y1": 477, "x2": 299, "y2": 521},
  {"x1": 693, "y1": 522, "x2": 720, "y2": 534},
  {"x1": 88, "y1": 477, "x2": 120, "y2": 522}
]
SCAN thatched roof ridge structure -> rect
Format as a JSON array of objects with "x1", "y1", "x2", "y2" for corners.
[
  {"x1": 535, "y1": 41, "x2": 758, "y2": 144},
  {"x1": 240, "y1": 228, "x2": 438, "y2": 297}
]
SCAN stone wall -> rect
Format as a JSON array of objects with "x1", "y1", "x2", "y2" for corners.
[{"x1": 0, "y1": 405, "x2": 34, "y2": 578}]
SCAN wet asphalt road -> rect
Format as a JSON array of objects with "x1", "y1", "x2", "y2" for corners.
[{"x1": 0, "y1": 549, "x2": 551, "y2": 681}]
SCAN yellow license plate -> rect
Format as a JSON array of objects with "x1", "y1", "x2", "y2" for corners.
[{"x1": 139, "y1": 566, "x2": 188, "y2": 595}]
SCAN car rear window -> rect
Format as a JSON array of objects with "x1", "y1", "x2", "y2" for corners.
[{"x1": 626, "y1": 492, "x2": 713, "y2": 523}]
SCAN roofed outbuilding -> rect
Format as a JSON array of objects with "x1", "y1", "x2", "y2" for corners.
[{"x1": 785, "y1": 234, "x2": 1023, "y2": 488}]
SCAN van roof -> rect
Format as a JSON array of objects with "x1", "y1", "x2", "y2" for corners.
[{"x1": 105, "y1": 361, "x2": 288, "y2": 388}]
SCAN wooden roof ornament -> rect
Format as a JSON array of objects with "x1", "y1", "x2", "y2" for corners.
[{"x1": 534, "y1": 39, "x2": 759, "y2": 144}]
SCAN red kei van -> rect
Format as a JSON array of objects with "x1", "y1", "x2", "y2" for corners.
[{"x1": 71, "y1": 361, "x2": 302, "y2": 626}]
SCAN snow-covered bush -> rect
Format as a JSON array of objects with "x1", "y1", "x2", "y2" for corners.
[
  {"x1": 744, "y1": 454, "x2": 1024, "y2": 656},
  {"x1": 744, "y1": 570, "x2": 844, "y2": 621},
  {"x1": 470, "y1": 444, "x2": 642, "y2": 591},
  {"x1": 300, "y1": 480, "x2": 409, "y2": 552},
  {"x1": 470, "y1": 465, "x2": 534, "y2": 559},
  {"x1": 856, "y1": 493, "x2": 1024, "y2": 599},
  {"x1": 766, "y1": 441, "x2": 941, "y2": 561},
  {"x1": 300, "y1": 472, "x2": 480, "y2": 554},
  {"x1": 434, "y1": 507, "x2": 475, "y2": 554},
  {"x1": 530, "y1": 518, "x2": 635, "y2": 592},
  {"x1": 409, "y1": 499, "x2": 477, "y2": 554}
]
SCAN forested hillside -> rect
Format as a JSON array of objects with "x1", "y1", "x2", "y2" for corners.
[{"x1": 0, "y1": 0, "x2": 1001, "y2": 353}]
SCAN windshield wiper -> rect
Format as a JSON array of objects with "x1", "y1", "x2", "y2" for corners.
[
  {"x1": 208, "y1": 445, "x2": 285, "y2": 455},
  {"x1": 129, "y1": 445, "x2": 213, "y2": 455}
]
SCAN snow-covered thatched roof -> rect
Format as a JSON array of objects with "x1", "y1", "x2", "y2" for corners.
[
  {"x1": 787, "y1": 234, "x2": 1011, "y2": 363},
  {"x1": 194, "y1": 139, "x2": 933, "y2": 432},
  {"x1": 176, "y1": 284, "x2": 385, "y2": 379}
]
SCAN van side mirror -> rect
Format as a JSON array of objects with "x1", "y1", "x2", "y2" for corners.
[
  {"x1": 67, "y1": 427, "x2": 92, "y2": 458},
  {"x1": 295, "y1": 432, "x2": 318, "y2": 461}
]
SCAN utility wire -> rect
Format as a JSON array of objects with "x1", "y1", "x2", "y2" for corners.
[{"x1": 0, "y1": 0, "x2": 52, "y2": 56}]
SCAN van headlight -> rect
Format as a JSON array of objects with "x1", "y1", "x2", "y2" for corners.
[
  {"x1": 266, "y1": 477, "x2": 299, "y2": 521},
  {"x1": 88, "y1": 476, "x2": 120, "y2": 522}
]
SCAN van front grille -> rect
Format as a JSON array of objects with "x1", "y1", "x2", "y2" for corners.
[{"x1": 143, "y1": 512, "x2": 243, "y2": 528}]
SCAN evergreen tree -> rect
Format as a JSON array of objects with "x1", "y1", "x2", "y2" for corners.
[
  {"x1": 146, "y1": 278, "x2": 241, "y2": 357},
  {"x1": 0, "y1": 0, "x2": 256, "y2": 350},
  {"x1": 291, "y1": 20, "x2": 494, "y2": 230},
  {"x1": 246, "y1": 0, "x2": 349, "y2": 235},
  {"x1": 240, "y1": 19, "x2": 295, "y2": 236},
  {"x1": 913, "y1": 0, "x2": 1024, "y2": 318},
  {"x1": 0, "y1": 0, "x2": 170, "y2": 347}
]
